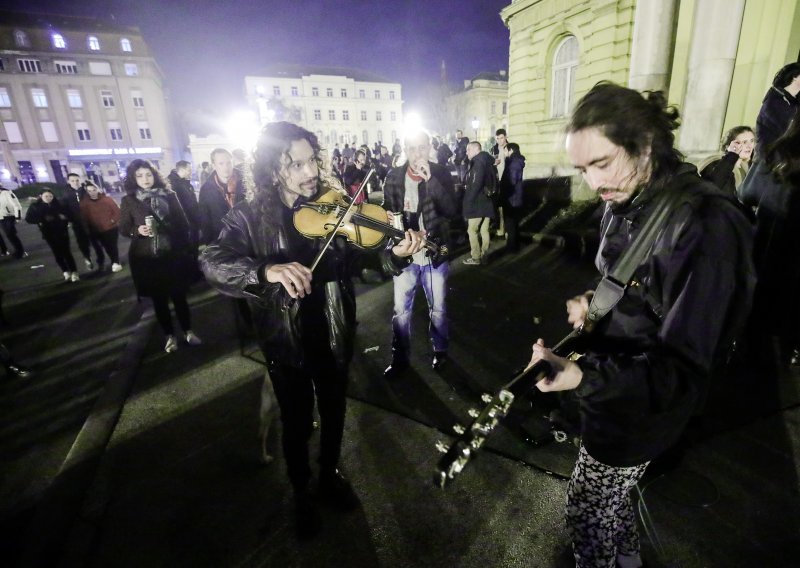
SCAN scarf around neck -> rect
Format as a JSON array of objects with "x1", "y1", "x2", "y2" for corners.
[{"x1": 214, "y1": 171, "x2": 239, "y2": 208}]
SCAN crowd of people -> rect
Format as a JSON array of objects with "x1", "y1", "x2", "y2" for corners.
[{"x1": 2, "y1": 60, "x2": 800, "y2": 567}]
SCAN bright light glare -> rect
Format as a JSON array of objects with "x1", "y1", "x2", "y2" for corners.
[
  {"x1": 402, "y1": 111, "x2": 425, "y2": 143},
  {"x1": 226, "y1": 110, "x2": 260, "y2": 149}
]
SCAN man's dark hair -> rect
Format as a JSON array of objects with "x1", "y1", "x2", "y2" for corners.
[
  {"x1": 495, "y1": 128, "x2": 507, "y2": 136},
  {"x1": 176, "y1": 160, "x2": 191, "y2": 170},
  {"x1": 354, "y1": 150, "x2": 366, "y2": 161},
  {"x1": 124, "y1": 159, "x2": 166, "y2": 196},
  {"x1": 507, "y1": 142, "x2": 520, "y2": 154},
  {"x1": 720, "y1": 126, "x2": 753, "y2": 151},
  {"x1": 201, "y1": 161, "x2": 209, "y2": 168},
  {"x1": 567, "y1": 81, "x2": 683, "y2": 184},
  {"x1": 67, "y1": 172, "x2": 80, "y2": 179},
  {"x1": 766, "y1": 118, "x2": 800, "y2": 185},
  {"x1": 772, "y1": 62, "x2": 800, "y2": 89}
]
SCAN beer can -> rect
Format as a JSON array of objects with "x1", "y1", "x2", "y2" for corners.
[{"x1": 144, "y1": 215, "x2": 155, "y2": 235}]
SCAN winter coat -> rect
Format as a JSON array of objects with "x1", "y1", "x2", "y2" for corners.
[
  {"x1": 198, "y1": 173, "x2": 245, "y2": 245},
  {"x1": 500, "y1": 152, "x2": 526, "y2": 208},
  {"x1": 79, "y1": 194, "x2": 120, "y2": 234},
  {"x1": 463, "y1": 151, "x2": 496, "y2": 219},
  {"x1": 0, "y1": 189, "x2": 21, "y2": 219},
  {"x1": 453, "y1": 137, "x2": 469, "y2": 165},
  {"x1": 168, "y1": 171, "x2": 201, "y2": 242},
  {"x1": 755, "y1": 86, "x2": 798, "y2": 158},
  {"x1": 575, "y1": 164, "x2": 755, "y2": 467},
  {"x1": 25, "y1": 198, "x2": 70, "y2": 239},
  {"x1": 699, "y1": 152, "x2": 749, "y2": 199}
]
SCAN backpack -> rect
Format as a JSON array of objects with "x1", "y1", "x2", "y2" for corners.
[{"x1": 483, "y1": 168, "x2": 498, "y2": 198}]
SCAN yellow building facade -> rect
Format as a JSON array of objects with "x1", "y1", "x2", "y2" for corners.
[{"x1": 500, "y1": 0, "x2": 800, "y2": 197}]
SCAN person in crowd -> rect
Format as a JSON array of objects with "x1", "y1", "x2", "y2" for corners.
[
  {"x1": 500, "y1": 142, "x2": 526, "y2": 253},
  {"x1": 0, "y1": 184, "x2": 26, "y2": 259},
  {"x1": 332, "y1": 143, "x2": 341, "y2": 161},
  {"x1": 342, "y1": 143, "x2": 354, "y2": 164},
  {"x1": 436, "y1": 136, "x2": 453, "y2": 166},
  {"x1": 63, "y1": 173, "x2": 101, "y2": 269},
  {"x1": 343, "y1": 150, "x2": 369, "y2": 203},
  {"x1": 0, "y1": 230, "x2": 8, "y2": 256},
  {"x1": 200, "y1": 121, "x2": 425, "y2": 539},
  {"x1": 491, "y1": 129, "x2": 509, "y2": 237},
  {"x1": 25, "y1": 189, "x2": 78, "y2": 281},
  {"x1": 527, "y1": 82, "x2": 754, "y2": 567},
  {"x1": 392, "y1": 138, "x2": 402, "y2": 158},
  {"x1": 198, "y1": 148, "x2": 245, "y2": 245},
  {"x1": 462, "y1": 142, "x2": 496, "y2": 265},
  {"x1": 199, "y1": 161, "x2": 213, "y2": 187},
  {"x1": 755, "y1": 62, "x2": 800, "y2": 158},
  {"x1": 699, "y1": 126, "x2": 755, "y2": 197},
  {"x1": 79, "y1": 181, "x2": 123, "y2": 273},
  {"x1": 119, "y1": 159, "x2": 201, "y2": 353},
  {"x1": 453, "y1": 130, "x2": 470, "y2": 183},
  {"x1": 382, "y1": 129, "x2": 459, "y2": 377},
  {"x1": 168, "y1": 161, "x2": 201, "y2": 249}
]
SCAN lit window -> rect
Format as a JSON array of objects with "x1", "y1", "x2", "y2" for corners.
[
  {"x1": 376, "y1": 111, "x2": 382, "y2": 121},
  {"x1": 340, "y1": 88, "x2": 347, "y2": 98},
  {"x1": 0, "y1": 88, "x2": 11, "y2": 107},
  {"x1": 273, "y1": 85, "x2": 280, "y2": 96},
  {"x1": 131, "y1": 90, "x2": 144, "y2": 107},
  {"x1": 137, "y1": 121, "x2": 152, "y2": 140},
  {"x1": 55, "y1": 60, "x2": 78, "y2": 74},
  {"x1": 120, "y1": 38, "x2": 132, "y2": 52},
  {"x1": 374, "y1": 90, "x2": 380, "y2": 99},
  {"x1": 124, "y1": 63, "x2": 138, "y2": 76},
  {"x1": 67, "y1": 89, "x2": 83, "y2": 108},
  {"x1": 551, "y1": 35, "x2": 579, "y2": 118},
  {"x1": 326, "y1": 88, "x2": 333, "y2": 97},
  {"x1": 359, "y1": 90, "x2": 365, "y2": 99},
  {"x1": 87, "y1": 36, "x2": 100, "y2": 50},
  {"x1": 313, "y1": 109, "x2": 321, "y2": 120},
  {"x1": 14, "y1": 30, "x2": 29, "y2": 48},
  {"x1": 88, "y1": 61, "x2": 112, "y2": 75},
  {"x1": 31, "y1": 88, "x2": 48, "y2": 108},
  {"x1": 52, "y1": 33, "x2": 66, "y2": 49},
  {"x1": 291, "y1": 86, "x2": 298, "y2": 96},
  {"x1": 342, "y1": 110, "x2": 349, "y2": 121},
  {"x1": 100, "y1": 90, "x2": 115, "y2": 108},
  {"x1": 4, "y1": 121, "x2": 23, "y2": 143},
  {"x1": 312, "y1": 87, "x2": 319, "y2": 96},
  {"x1": 362, "y1": 130, "x2": 368, "y2": 144},
  {"x1": 41, "y1": 121, "x2": 59, "y2": 142},
  {"x1": 328, "y1": 110, "x2": 335, "y2": 120},
  {"x1": 360, "y1": 111, "x2": 367, "y2": 121},
  {"x1": 17, "y1": 58, "x2": 42, "y2": 73},
  {"x1": 389, "y1": 91, "x2": 395, "y2": 100},
  {"x1": 76, "y1": 122, "x2": 91, "y2": 141},
  {"x1": 390, "y1": 111, "x2": 396, "y2": 121}
]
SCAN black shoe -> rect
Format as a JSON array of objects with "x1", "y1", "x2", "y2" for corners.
[
  {"x1": 294, "y1": 490, "x2": 322, "y2": 540},
  {"x1": 318, "y1": 470, "x2": 360, "y2": 511},
  {"x1": 383, "y1": 360, "x2": 409, "y2": 379},
  {"x1": 432, "y1": 351, "x2": 447, "y2": 370},
  {"x1": 7, "y1": 365, "x2": 31, "y2": 378}
]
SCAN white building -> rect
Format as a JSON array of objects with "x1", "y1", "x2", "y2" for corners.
[
  {"x1": 445, "y1": 71, "x2": 508, "y2": 146},
  {"x1": 0, "y1": 11, "x2": 175, "y2": 187},
  {"x1": 245, "y1": 65, "x2": 404, "y2": 151}
]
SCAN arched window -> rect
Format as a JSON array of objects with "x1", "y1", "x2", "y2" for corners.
[
  {"x1": 14, "y1": 30, "x2": 29, "y2": 47},
  {"x1": 120, "y1": 38, "x2": 132, "y2": 52},
  {"x1": 550, "y1": 35, "x2": 579, "y2": 118},
  {"x1": 52, "y1": 33, "x2": 66, "y2": 48},
  {"x1": 87, "y1": 35, "x2": 100, "y2": 50}
]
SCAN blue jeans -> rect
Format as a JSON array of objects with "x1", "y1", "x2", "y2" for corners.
[{"x1": 391, "y1": 261, "x2": 449, "y2": 361}]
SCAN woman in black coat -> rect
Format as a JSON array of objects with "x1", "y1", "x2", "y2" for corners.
[
  {"x1": 25, "y1": 189, "x2": 79, "y2": 282},
  {"x1": 119, "y1": 159, "x2": 201, "y2": 353}
]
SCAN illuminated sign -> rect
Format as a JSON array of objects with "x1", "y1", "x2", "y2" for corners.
[{"x1": 68, "y1": 147, "x2": 162, "y2": 157}]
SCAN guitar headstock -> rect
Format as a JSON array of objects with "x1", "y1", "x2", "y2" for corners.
[{"x1": 434, "y1": 389, "x2": 515, "y2": 488}]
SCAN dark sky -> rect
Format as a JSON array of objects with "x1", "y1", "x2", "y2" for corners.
[{"x1": 10, "y1": 0, "x2": 511, "y2": 117}]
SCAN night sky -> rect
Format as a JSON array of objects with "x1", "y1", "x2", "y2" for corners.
[{"x1": 8, "y1": 0, "x2": 511, "y2": 118}]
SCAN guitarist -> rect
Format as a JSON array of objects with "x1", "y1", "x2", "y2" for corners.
[
  {"x1": 527, "y1": 82, "x2": 755, "y2": 568},
  {"x1": 381, "y1": 129, "x2": 459, "y2": 377}
]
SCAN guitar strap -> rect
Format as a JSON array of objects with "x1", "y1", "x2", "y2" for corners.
[{"x1": 583, "y1": 180, "x2": 691, "y2": 331}]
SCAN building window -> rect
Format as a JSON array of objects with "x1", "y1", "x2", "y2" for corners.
[
  {"x1": 312, "y1": 87, "x2": 319, "y2": 96},
  {"x1": 31, "y1": 88, "x2": 48, "y2": 108},
  {"x1": 131, "y1": 90, "x2": 144, "y2": 107},
  {"x1": 109, "y1": 122, "x2": 123, "y2": 140},
  {"x1": 120, "y1": 38, "x2": 132, "y2": 52},
  {"x1": 376, "y1": 111, "x2": 382, "y2": 121},
  {"x1": 124, "y1": 63, "x2": 138, "y2": 76},
  {"x1": 17, "y1": 58, "x2": 42, "y2": 73},
  {"x1": 390, "y1": 111, "x2": 396, "y2": 121},
  {"x1": 551, "y1": 35, "x2": 579, "y2": 119},
  {"x1": 360, "y1": 111, "x2": 367, "y2": 121},
  {"x1": 328, "y1": 110, "x2": 335, "y2": 120},
  {"x1": 313, "y1": 109, "x2": 321, "y2": 120},
  {"x1": 55, "y1": 60, "x2": 78, "y2": 74},
  {"x1": 359, "y1": 89, "x2": 365, "y2": 99},
  {"x1": 291, "y1": 86, "x2": 298, "y2": 96},
  {"x1": 342, "y1": 110, "x2": 349, "y2": 121},
  {"x1": 374, "y1": 90, "x2": 380, "y2": 99},
  {"x1": 138, "y1": 121, "x2": 152, "y2": 140},
  {"x1": 100, "y1": 90, "x2": 115, "y2": 108},
  {"x1": 340, "y1": 88, "x2": 347, "y2": 98},
  {"x1": 326, "y1": 88, "x2": 333, "y2": 97},
  {"x1": 502, "y1": 102, "x2": 507, "y2": 115},
  {"x1": 75, "y1": 122, "x2": 91, "y2": 141},
  {"x1": 0, "y1": 88, "x2": 11, "y2": 107},
  {"x1": 67, "y1": 89, "x2": 83, "y2": 108},
  {"x1": 14, "y1": 30, "x2": 29, "y2": 47},
  {"x1": 87, "y1": 35, "x2": 100, "y2": 50},
  {"x1": 491, "y1": 101, "x2": 496, "y2": 114},
  {"x1": 273, "y1": 85, "x2": 281, "y2": 96},
  {"x1": 52, "y1": 33, "x2": 67, "y2": 49},
  {"x1": 41, "y1": 121, "x2": 58, "y2": 142},
  {"x1": 378, "y1": 130, "x2": 384, "y2": 143},
  {"x1": 89, "y1": 61, "x2": 112, "y2": 75},
  {"x1": 389, "y1": 90, "x2": 395, "y2": 100},
  {"x1": 4, "y1": 121, "x2": 23, "y2": 143},
  {"x1": 362, "y1": 130, "x2": 368, "y2": 145}
]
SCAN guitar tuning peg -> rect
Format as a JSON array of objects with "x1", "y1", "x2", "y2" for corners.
[
  {"x1": 481, "y1": 393, "x2": 493, "y2": 403},
  {"x1": 467, "y1": 408, "x2": 479, "y2": 418},
  {"x1": 453, "y1": 424, "x2": 465, "y2": 435},
  {"x1": 435, "y1": 440, "x2": 449, "y2": 453}
]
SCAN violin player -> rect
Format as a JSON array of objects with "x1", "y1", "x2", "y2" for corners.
[{"x1": 200, "y1": 122, "x2": 425, "y2": 539}]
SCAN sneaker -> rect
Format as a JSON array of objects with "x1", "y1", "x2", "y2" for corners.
[
  {"x1": 63, "y1": 271, "x2": 71, "y2": 281},
  {"x1": 318, "y1": 470, "x2": 360, "y2": 511},
  {"x1": 164, "y1": 335, "x2": 178, "y2": 353},
  {"x1": 84, "y1": 258, "x2": 94, "y2": 270},
  {"x1": 462, "y1": 257, "x2": 481, "y2": 265},
  {"x1": 69, "y1": 272, "x2": 80, "y2": 282},
  {"x1": 184, "y1": 331, "x2": 202, "y2": 345},
  {"x1": 111, "y1": 263, "x2": 123, "y2": 272}
]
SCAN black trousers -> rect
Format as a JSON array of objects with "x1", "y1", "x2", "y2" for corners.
[
  {"x1": 266, "y1": 348, "x2": 348, "y2": 491},
  {"x1": 44, "y1": 234, "x2": 77, "y2": 272},
  {"x1": 151, "y1": 292, "x2": 191, "y2": 336},
  {"x1": 0, "y1": 217, "x2": 24, "y2": 258},
  {"x1": 504, "y1": 205, "x2": 523, "y2": 252},
  {"x1": 0, "y1": 231, "x2": 7, "y2": 253},
  {"x1": 71, "y1": 222, "x2": 103, "y2": 262},
  {"x1": 89, "y1": 228, "x2": 120, "y2": 265}
]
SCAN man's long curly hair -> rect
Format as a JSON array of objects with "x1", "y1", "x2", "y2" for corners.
[{"x1": 248, "y1": 121, "x2": 342, "y2": 241}]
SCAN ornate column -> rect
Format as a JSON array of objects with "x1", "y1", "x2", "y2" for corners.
[{"x1": 628, "y1": 0, "x2": 680, "y2": 93}]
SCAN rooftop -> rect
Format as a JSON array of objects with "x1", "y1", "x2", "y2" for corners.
[{"x1": 251, "y1": 63, "x2": 396, "y2": 84}]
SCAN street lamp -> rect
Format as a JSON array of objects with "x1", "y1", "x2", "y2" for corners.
[{"x1": 471, "y1": 117, "x2": 479, "y2": 141}]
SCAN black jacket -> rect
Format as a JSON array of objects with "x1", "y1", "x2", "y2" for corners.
[
  {"x1": 755, "y1": 86, "x2": 798, "y2": 158},
  {"x1": 500, "y1": 151, "x2": 526, "y2": 208},
  {"x1": 25, "y1": 198, "x2": 70, "y2": 239},
  {"x1": 575, "y1": 165, "x2": 755, "y2": 467},
  {"x1": 198, "y1": 173, "x2": 245, "y2": 245},
  {"x1": 463, "y1": 151, "x2": 496, "y2": 219},
  {"x1": 168, "y1": 171, "x2": 201, "y2": 242},
  {"x1": 454, "y1": 137, "x2": 469, "y2": 165},
  {"x1": 62, "y1": 184, "x2": 86, "y2": 228},
  {"x1": 436, "y1": 144, "x2": 453, "y2": 166}
]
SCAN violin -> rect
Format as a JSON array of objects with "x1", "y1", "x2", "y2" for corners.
[{"x1": 293, "y1": 189, "x2": 446, "y2": 259}]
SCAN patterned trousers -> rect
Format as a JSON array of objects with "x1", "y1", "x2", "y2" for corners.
[{"x1": 566, "y1": 444, "x2": 649, "y2": 568}]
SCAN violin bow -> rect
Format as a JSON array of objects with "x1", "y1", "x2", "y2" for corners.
[{"x1": 308, "y1": 167, "x2": 375, "y2": 272}]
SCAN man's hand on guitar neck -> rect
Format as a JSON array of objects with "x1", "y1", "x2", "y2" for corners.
[
  {"x1": 567, "y1": 290, "x2": 594, "y2": 330},
  {"x1": 527, "y1": 338, "x2": 583, "y2": 392}
]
